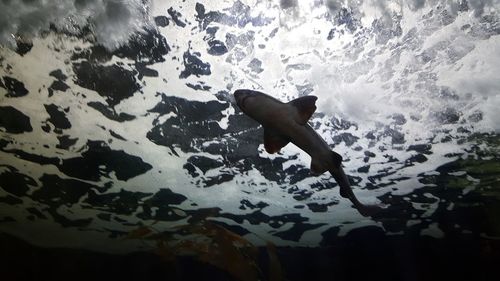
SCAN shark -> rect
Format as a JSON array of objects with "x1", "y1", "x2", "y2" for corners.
[{"x1": 234, "y1": 89, "x2": 382, "y2": 216}]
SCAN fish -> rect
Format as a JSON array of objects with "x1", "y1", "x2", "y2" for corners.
[{"x1": 234, "y1": 89, "x2": 382, "y2": 216}]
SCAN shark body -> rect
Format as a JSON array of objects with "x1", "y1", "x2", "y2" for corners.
[{"x1": 234, "y1": 89, "x2": 381, "y2": 216}]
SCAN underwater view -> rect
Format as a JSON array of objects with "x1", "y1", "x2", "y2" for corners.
[{"x1": 1, "y1": 0, "x2": 499, "y2": 280}]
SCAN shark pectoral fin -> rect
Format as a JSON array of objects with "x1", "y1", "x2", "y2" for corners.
[
  {"x1": 288, "y1": 95, "x2": 318, "y2": 125},
  {"x1": 264, "y1": 129, "x2": 290, "y2": 154}
]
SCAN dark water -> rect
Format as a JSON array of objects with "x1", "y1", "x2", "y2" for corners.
[
  {"x1": 2, "y1": 135, "x2": 499, "y2": 280},
  {"x1": 1, "y1": 1, "x2": 500, "y2": 280},
  {"x1": 2, "y1": 225, "x2": 500, "y2": 281}
]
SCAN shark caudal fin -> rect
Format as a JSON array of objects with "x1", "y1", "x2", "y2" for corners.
[{"x1": 328, "y1": 151, "x2": 385, "y2": 216}]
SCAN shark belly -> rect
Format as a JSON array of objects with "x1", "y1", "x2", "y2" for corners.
[
  {"x1": 290, "y1": 125, "x2": 330, "y2": 158},
  {"x1": 268, "y1": 117, "x2": 331, "y2": 161}
]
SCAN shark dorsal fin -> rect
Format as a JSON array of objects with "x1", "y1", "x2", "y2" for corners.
[
  {"x1": 264, "y1": 129, "x2": 290, "y2": 154},
  {"x1": 288, "y1": 95, "x2": 318, "y2": 125}
]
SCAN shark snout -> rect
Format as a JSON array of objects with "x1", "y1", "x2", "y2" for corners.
[
  {"x1": 234, "y1": 89, "x2": 253, "y2": 109},
  {"x1": 233, "y1": 89, "x2": 247, "y2": 104}
]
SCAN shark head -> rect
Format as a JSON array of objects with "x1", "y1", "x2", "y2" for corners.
[
  {"x1": 234, "y1": 89, "x2": 254, "y2": 111},
  {"x1": 234, "y1": 89, "x2": 279, "y2": 118}
]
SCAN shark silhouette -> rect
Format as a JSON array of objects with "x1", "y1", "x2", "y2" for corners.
[{"x1": 234, "y1": 89, "x2": 382, "y2": 216}]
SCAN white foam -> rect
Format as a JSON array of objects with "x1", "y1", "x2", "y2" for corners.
[{"x1": 0, "y1": 0, "x2": 152, "y2": 50}]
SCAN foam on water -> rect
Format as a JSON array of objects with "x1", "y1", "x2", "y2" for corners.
[
  {"x1": 0, "y1": 0, "x2": 152, "y2": 50},
  {"x1": 277, "y1": 1, "x2": 500, "y2": 135}
]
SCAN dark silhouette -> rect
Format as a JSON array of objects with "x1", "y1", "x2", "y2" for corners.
[{"x1": 234, "y1": 89, "x2": 382, "y2": 216}]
